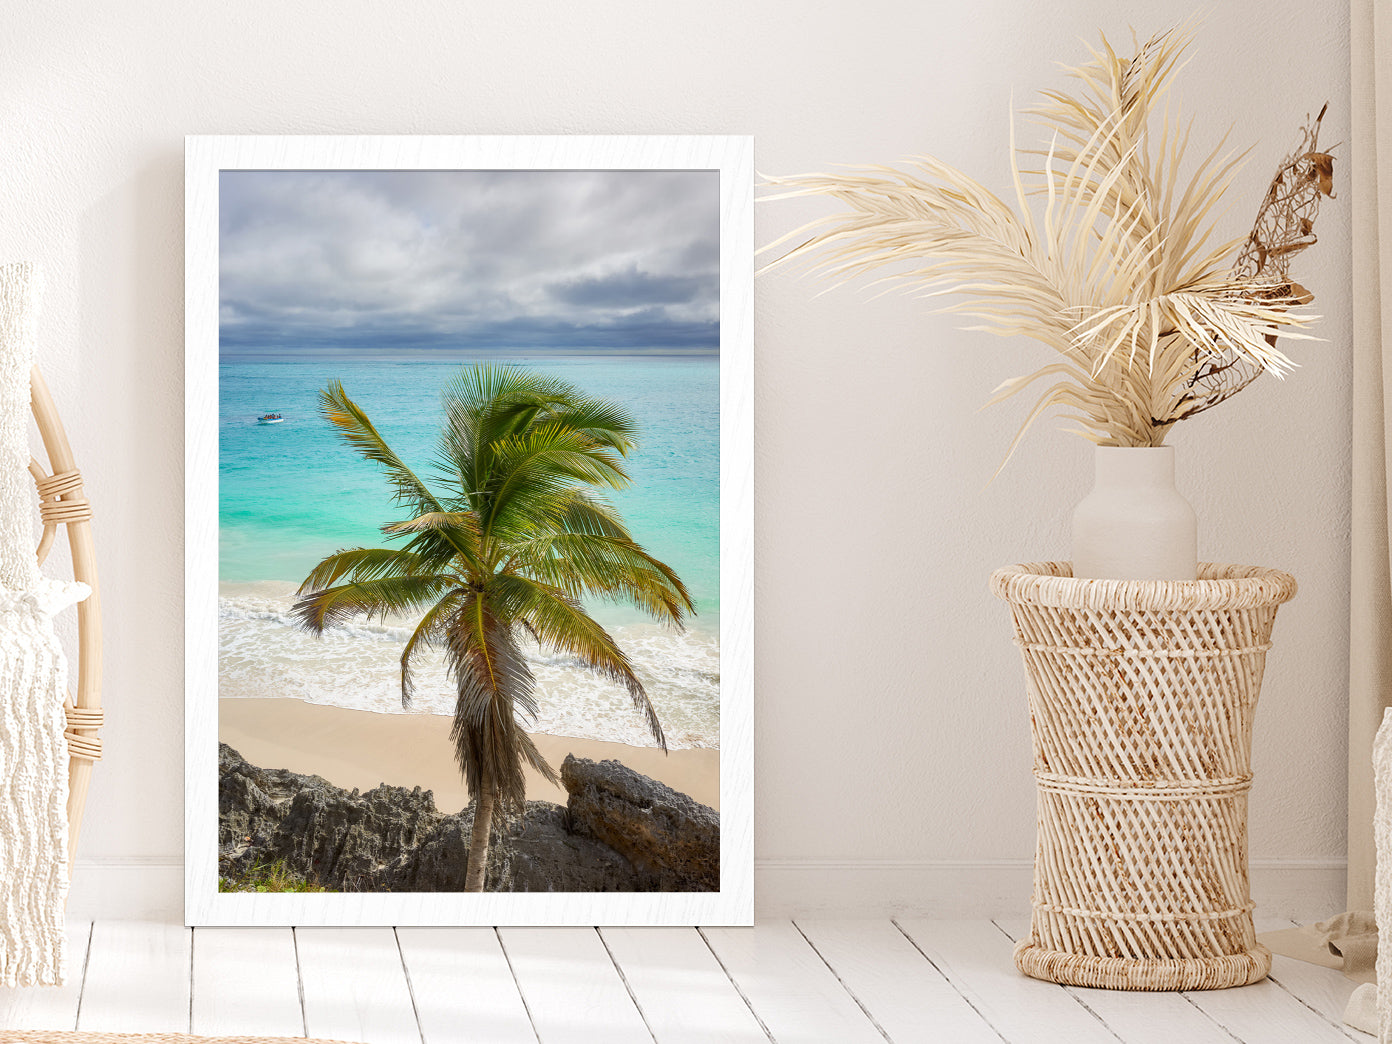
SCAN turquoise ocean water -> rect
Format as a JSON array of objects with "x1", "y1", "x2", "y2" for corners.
[{"x1": 218, "y1": 356, "x2": 720, "y2": 749}]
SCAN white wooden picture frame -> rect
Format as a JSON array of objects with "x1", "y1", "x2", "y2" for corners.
[{"x1": 185, "y1": 135, "x2": 753, "y2": 926}]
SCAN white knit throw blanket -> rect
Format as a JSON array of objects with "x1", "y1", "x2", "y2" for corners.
[{"x1": 0, "y1": 263, "x2": 88, "y2": 987}]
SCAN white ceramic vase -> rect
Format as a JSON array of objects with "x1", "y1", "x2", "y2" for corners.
[{"x1": 1071, "y1": 445, "x2": 1198, "y2": 581}]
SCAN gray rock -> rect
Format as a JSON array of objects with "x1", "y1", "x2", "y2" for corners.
[
  {"x1": 561, "y1": 755, "x2": 719, "y2": 892},
  {"x1": 381, "y1": 813, "x2": 473, "y2": 892},
  {"x1": 218, "y1": 742, "x2": 322, "y2": 848},
  {"x1": 217, "y1": 743, "x2": 673, "y2": 892},
  {"x1": 490, "y1": 803, "x2": 660, "y2": 893},
  {"x1": 269, "y1": 781, "x2": 443, "y2": 891}
]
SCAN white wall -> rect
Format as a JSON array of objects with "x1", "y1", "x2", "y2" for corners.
[{"x1": 4, "y1": 0, "x2": 1352, "y2": 919}]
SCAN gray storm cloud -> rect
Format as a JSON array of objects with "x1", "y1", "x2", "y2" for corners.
[{"x1": 219, "y1": 169, "x2": 719, "y2": 357}]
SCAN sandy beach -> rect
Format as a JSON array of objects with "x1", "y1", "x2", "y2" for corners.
[{"x1": 219, "y1": 697, "x2": 720, "y2": 812}]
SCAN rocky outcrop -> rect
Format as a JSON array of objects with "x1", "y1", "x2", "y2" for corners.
[
  {"x1": 561, "y1": 755, "x2": 720, "y2": 892},
  {"x1": 218, "y1": 743, "x2": 718, "y2": 893},
  {"x1": 221, "y1": 744, "x2": 459, "y2": 890}
]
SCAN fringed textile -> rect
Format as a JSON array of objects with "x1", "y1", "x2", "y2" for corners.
[{"x1": 0, "y1": 264, "x2": 88, "y2": 987}]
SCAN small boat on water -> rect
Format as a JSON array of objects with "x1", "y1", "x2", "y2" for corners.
[{"x1": 256, "y1": 412, "x2": 284, "y2": 424}]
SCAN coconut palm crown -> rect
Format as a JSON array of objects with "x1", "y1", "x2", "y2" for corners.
[
  {"x1": 291, "y1": 364, "x2": 693, "y2": 890},
  {"x1": 762, "y1": 26, "x2": 1327, "y2": 460}
]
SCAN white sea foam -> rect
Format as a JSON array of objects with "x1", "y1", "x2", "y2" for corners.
[{"x1": 217, "y1": 582, "x2": 720, "y2": 749}]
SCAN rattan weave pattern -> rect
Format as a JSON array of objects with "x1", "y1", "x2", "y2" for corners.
[{"x1": 991, "y1": 561, "x2": 1297, "y2": 991}]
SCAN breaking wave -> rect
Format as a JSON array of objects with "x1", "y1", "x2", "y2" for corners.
[{"x1": 218, "y1": 582, "x2": 720, "y2": 750}]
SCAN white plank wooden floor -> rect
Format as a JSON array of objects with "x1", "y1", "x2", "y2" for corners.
[{"x1": 0, "y1": 919, "x2": 1371, "y2": 1043}]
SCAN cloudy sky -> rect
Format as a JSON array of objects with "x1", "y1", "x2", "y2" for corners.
[{"x1": 219, "y1": 169, "x2": 719, "y2": 359}]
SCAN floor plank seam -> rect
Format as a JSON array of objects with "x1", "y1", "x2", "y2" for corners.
[
  {"x1": 695, "y1": 928, "x2": 775, "y2": 1043},
  {"x1": 788, "y1": 921, "x2": 892, "y2": 1042},
  {"x1": 986, "y1": 920, "x2": 1017, "y2": 945},
  {"x1": 889, "y1": 920, "x2": 1008, "y2": 1044},
  {"x1": 70, "y1": 921, "x2": 94, "y2": 1033},
  {"x1": 492, "y1": 929, "x2": 542, "y2": 1044},
  {"x1": 391, "y1": 928, "x2": 427, "y2": 1044},
  {"x1": 1264, "y1": 972, "x2": 1364, "y2": 1042},
  {"x1": 988, "y1": 919, "x2": 1127, "y2": 1044},
  {"x1": 594, "y1": 929, "x2": 657, "y2": 1044},
  {"x1": 1057, "y1": 989, "x2": 1124, "y2": 1044},
  {"x1": 1266, "y1": 970, "x2": 1354, "y2": 1031},
  {"x1": 1264, "y1": 918, "x2": 1359, "y2": 1040},
  {"x1": 1177, "y1": 993, "x2": 1244, "y2": 1043},
  {"x1": 291, "y1": 928, "x2": 309, "y2": 1040}
]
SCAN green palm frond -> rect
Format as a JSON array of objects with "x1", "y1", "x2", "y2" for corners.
[
  {"x1": 395, "y1": 526, "x2": 482, "y2": 577},
  {"x1": 291, "y1": 574, "x2": 460, "y2": 634},
  {"x1": 382, "y1": 511, "x2": 481, "y2": 537},
  {"x1": 320, "y1": 381, "x2": 446, "y2": 513},
  {"x1": 512, "y1": 729, "x2": 561, "y2": 788},
  {"x1": 553, "y1": 490, "x2": 634, "y2": 540},
  {"x1": 491, "y1": 573, "x2": 665, "y2": 751},
  {"x1": 539, "y1": 396, "x2": 639, "y2": 454},
  {"x1": 439, "y1": 364, "x2": 586, "y2": 495},
  {"x1": 492, "y1": 423, "x2": 631, "y2": 495},
  {"x1": 296, "y1": 547, "x2": 426, "y2": 595},
  {"x1": 399, "y1": 589, "x2": 466, "y2": 708},
  {"x1": 320, "y1": 382, "x2": 483, "y2": 569},
  {"x1": 475, "y1": 429, "x2": 635, "y2": 555},
  {"x1": 506, "y1": 532, "x2": 693, "y2": 627}
]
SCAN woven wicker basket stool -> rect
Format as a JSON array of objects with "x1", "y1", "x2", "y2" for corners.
[{"x1": 991, "y1": 562, "x2": 1297, "y2": 991}]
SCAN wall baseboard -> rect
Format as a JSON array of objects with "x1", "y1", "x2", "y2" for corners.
[
  {"x1": 750, "y1": 859, "x2": 1348, "y2": 921},
  {"x1": 68, "y1": 859, "x2": 184, "y2": 922},
  {"x1": 66, "y1": 858, "x2": 1348, "y2": 923}
]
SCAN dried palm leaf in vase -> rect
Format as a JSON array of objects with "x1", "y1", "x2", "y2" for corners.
[{"x1": 762, "y1": 26, "x2": 1335, "y2": 466}]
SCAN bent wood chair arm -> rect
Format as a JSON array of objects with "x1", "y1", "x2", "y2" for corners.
[{"x1": 28, "y1": 364, "x2": 102, "y2": 869}]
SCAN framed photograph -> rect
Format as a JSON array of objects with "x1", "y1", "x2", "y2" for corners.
[{"x1": 185, "y1": 136, "x2": 753, "y2": 926}]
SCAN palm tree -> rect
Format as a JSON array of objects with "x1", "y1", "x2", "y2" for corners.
[{"x1": 291, "y1": 364, "x2": 694, "y2": 892}]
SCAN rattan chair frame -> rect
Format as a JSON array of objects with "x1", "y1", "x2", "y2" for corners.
[{"x1": 27, "y1": 364, "x2": 101, "y2": 869}]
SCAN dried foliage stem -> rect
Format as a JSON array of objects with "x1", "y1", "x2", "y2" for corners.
[{"x1": 761, "y1": 26, "x2": 1332, "y2": 462}]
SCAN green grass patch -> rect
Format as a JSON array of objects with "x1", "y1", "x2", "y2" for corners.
[{"x1": 219, "y1": 859, "x2": 330, "y2": 893}]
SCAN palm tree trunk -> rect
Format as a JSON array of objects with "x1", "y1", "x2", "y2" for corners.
[{"x1": 464, "y1": 790, "x2": 495, "y2": 892}]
